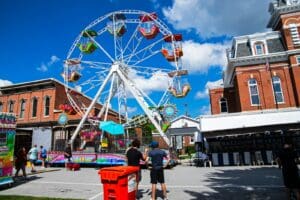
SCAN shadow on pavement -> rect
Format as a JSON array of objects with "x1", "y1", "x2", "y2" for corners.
[
  {"x1": 184, "y1": 167, "x2": 285, "y2": 200},
  {"x1": 0, "y1": 175, "x2": 43, "y2": 190}
]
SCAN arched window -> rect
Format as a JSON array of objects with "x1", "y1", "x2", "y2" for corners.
[
  {"x1": 288, "y1": 23, "x2": 300, "y2": 46},
  {"x1": 19, "y1": 99, "x2": 26, "y2": 118},
  {"x1": 44, "y1": 96, "x2": 50, "y2": 116},
  {"x1": 254, "y1": 42, "x2": 265, "y2": 55},
  {"x1": 248, "y1": 78, "x2": 260, "y2": 105},
  {"x1": 219, "y1": 97, "x2": 228, "y2": 113},
  {"x1": 32, "y1": 97, "x2": 38, "y2": 117},
  {"x1": 8, "y1": 100, "x2": 14, "y2": 113},
  {"x1": 272, "y1": 76, "x2": 284, "y2": 103}
]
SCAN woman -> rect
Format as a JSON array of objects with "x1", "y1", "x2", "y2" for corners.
[
  {"x1": 28, "y1": 144, "x2": 38, "y2": 172},
  {"x1": 15, "y1": 147, "x2": 27, "y2": 180}
]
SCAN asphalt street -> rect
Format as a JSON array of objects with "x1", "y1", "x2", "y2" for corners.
[{"x1": 0, "y1": 165, "x2": 286, "y2": 200}]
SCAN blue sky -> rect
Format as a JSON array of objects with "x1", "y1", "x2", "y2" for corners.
[{"x1": 0, "y1": 0, "x2": 271, "y2": 118}]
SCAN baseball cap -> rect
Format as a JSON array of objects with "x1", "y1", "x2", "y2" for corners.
[{"x1": 150, "y1": 141, "x2": 159, "y2": 148}]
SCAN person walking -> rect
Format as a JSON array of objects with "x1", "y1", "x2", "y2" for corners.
[
  {"x1": 64, "y1": 143, "x2": 73, "y2": 169},
  {"x1": 125, "y1": 139, "x2": 147, "y2": 198},
  {"x1": 147, "y1": 141, "x2": 169, "y2": 200},
  {"x1": 277, "y1": 141, "x2": 300, "y2": 200},
  {"x1": 28, "y1": 144, "x2": 38, "y2": 172},
  {"x1": 14, "y1": 147, "x2": 27, "y2": 180},
  {"x1": 39, "y1": 145, "x2": 47, "y2": 168}
]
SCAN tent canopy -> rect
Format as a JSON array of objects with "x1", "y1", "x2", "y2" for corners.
[{"x1": 99, "y1": 121, "x2": 124, "y2": 135}]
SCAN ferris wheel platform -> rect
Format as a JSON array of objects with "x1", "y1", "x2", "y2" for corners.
[{"x1": 46, "y1": 151, "x2": 126, "y2": 167}]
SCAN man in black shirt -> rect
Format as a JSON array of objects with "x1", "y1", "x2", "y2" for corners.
[
  {"x1": 277, "y1": 142, "x2": 300, "y2": 199},
  {"x1": 64, "y1": 143, "x2": 73, "y2": 169},
  {"x1": 126, "y1": 139, "x2": 147, "y2": 198}
]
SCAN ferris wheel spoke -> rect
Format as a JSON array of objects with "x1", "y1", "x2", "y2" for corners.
[
  {"x1": 87, "y1": 35, "x2": 115, "y2": 62},
  {"x1": 122, "y1": 20, "x2": 144, "y2": 61},
  {"x1": 123, "y1": 37, "x2": 165, "y2": 65},
  {"x1": 132, "y1": 50, "x2": 161, "y2": 66},
  {"x1": 124, "y1": 35, "x2": 144, "y2": 65}
]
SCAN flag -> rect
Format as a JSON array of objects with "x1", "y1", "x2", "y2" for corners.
[{"x1": 265, "y1": 58, "x2": 270, "y2": 71}]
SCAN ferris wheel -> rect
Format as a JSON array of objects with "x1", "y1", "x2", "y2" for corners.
[{"x1": 61, "y1": 10, "x2": 191, "y2": 147}]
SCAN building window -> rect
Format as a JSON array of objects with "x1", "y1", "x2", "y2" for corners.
[
  {"x1": 289, "y1": 24, "x2": 300, "y2": 46},
  {"x1": 272, "y1": 76, "x2": 284, "y2": 103},
  {"x1": 296, "y1": 56, "x2": 300, "y2": 64},
  {"x1": 0, "y1": 102, "x2": 2, "y2": 112},
  {"x1": 255, "y1": 44, "x2": 263, "y2": 55},
  {"x1": 8, "y1": 100, "x2": 14, "y2": 113},
  {"x1": 19, "y1": 99, "x2": 26, "y2": 118},
  {"x1": 32, "y1": 97, "x2": 38, "y2": 117},
  {"x1": 248, "y1": 78, "x2": 260, "y2": 105},
  {"x1": 44, "y1": 96, "x2": 50, "y2": 116},
  {"x1": 219, "y1": 97, "x2": 228, "y2": 113}
]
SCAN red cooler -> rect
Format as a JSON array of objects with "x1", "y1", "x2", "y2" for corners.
[{"x1": 99, "y1": 166, "x2": 139, "y2": 200}]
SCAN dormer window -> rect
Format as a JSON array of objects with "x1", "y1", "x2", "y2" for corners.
[{"x1": 254, "y1": 42, "x2": 265, "y2": 55}]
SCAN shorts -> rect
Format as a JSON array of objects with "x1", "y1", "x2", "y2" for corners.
[
  {"x1": 65, "y1": 157, "x2": 73, "y2": 163},
  {"x1": 29, "y1": 159, "x2": 37, "y2": 164},
  {"x1": 150, "y1": 169, "x2": 164, "y2": 184}
]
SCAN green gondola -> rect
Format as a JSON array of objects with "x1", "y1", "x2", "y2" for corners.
[
  {"x1": 78, "y1": 42, "x2": 97, "y2": 54},
  {"x1": 82, "y1": 30, "x2": 98, "y2": 37}
]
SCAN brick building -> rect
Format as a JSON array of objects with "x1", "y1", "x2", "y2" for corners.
[
  {"x1": 0, "y1": 78, "x2": 121, "y2": 152},
  {"x1": 201, "y1": 0, "x2": 300, "y2": 166}
]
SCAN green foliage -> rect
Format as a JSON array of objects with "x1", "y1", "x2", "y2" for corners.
[
  {"x1": 185, "y1": 145, "x2": 196, "y2": 155},
  {"x1": 178, "y1": 154, "x2": 190, "y2": 160}
]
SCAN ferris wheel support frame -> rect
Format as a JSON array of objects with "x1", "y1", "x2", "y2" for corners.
[{"x1": 69, "y1": 63, "x2": 170, "y2": 148}]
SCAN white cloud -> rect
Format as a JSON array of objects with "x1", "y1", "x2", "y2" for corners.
[
  {"x1": 120, "y1": 105, "x2": 137, "y2": 114},
  {"x1": 195, "y1": 90, "x2": 208, "y2": 99},
  {"x1": 149, "y1": 0, "x2": 160, "y2": 9},
  {"x1": 37, "y1": 63, "x2": 48, "y2": 72},
  {"x1": 48, "y1": 55, "x2": 60, "y2": 65},
  {"x1": 162, "y1": 0, "x2": 269, "y2": 38},
  {"x1": 127, "y1": 69, "x2": 170, "y2": 95},
  {"x1": 195, "y1": 79, "x2": 223, "y2": 99},
  {"x1": 182, "y1": 40, "x2": 229, "y2": 73},
  {"x1": 0, "y1": 79, "x2": 13, "y2": 87},
  {"x1": 199, "y1": 105, "x2": 211, "y2": 115},
  {"x1": 37, "y1": 55, "x2": 60, "y2": 72},
  {"x1": 206, "y1": 79, "x2": 223, "y2": 89}
]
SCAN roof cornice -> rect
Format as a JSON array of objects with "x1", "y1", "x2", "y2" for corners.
[{"x1": 267, "y1": 4, "x2": 300, "y2": 29}]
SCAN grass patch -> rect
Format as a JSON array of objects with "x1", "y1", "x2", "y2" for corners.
[{"x1": 0, "y1": 196, "x2": 81, "y2": 200}]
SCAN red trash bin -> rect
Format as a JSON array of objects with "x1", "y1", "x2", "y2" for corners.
[{"x1": 99, "y1": 166, "x2": 139, "y2": 200}]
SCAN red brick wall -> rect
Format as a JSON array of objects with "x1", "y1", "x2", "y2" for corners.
[
  {"x1": 0, "y1": 80, "x2": 121, "y2": 126},
  {"x1": 210, "y1": 62, "x2": 298, "y2": 114},
  {"x1": 278, "y1": 13, "x2": 300, "y2": 50}
]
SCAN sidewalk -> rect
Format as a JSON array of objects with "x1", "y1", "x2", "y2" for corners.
[{"x1": 13, "y1": 165, "x2": 61, "y2": 179}]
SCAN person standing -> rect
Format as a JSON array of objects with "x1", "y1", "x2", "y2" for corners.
[
  {"x1": 64, "y1": 143, "x2": 73, "y2": 169},
  {"x1": 15, "y1": 147, "x2": 27, "y2": 180},
  {"x1": 147, "y1": 141, "x2": 169, "y2": 200},
  {"x1": 28, "y1": 144, "x2": 38, "y2": 172},
  {"x1": 39, "y1": 145, "x2": 47, "y2": 168},
  {"x1": 277, "y1": 142, "x2": 300, "y2": 200},
  {"x1": 126, "y1": 139, "x2": 147, "y2": 198}
]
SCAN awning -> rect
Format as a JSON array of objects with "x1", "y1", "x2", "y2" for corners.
[{"x1": 99, "y1": 121, "x2": 124, "y2": 135}]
